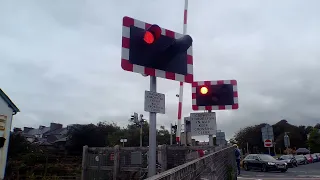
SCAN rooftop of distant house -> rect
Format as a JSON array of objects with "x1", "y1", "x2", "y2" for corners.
[
  {"x1": 13, "y1": 123, "x2": 83, "y2": 145},
  {"x1": 0, "y1": 88, "x2": 20, "y2": 113}
]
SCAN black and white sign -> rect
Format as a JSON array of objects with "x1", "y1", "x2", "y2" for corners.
[
  {"x1": 144, "y1": 91, "x2": 165, "y2": 114},
  {"x1": 190, "y1": 112, "x2": 217, "y2": 136}
]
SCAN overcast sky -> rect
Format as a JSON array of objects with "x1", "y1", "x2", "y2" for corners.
[{"x1": 1, "y1": 0, "x2": 319, "y2": 141}]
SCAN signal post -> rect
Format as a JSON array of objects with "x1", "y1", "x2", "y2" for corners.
[{"x1": 121, "y1": 16, "x2": 193, "y2": 177}]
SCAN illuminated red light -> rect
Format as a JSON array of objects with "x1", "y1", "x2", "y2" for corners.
[{"x1": 143, "y1": 31, "x2": 155, "y2": 44}]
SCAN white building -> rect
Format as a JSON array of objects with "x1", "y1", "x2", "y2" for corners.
[{"x1": 0, "y1": 89, "x2": 19, "y2": 179}]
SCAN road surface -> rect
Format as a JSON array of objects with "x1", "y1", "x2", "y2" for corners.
[{"x1": 238, "y1": 162, "x2": 320, "y2": 179}]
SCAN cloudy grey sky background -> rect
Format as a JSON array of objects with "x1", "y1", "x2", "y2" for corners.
[{"x1": 1, "y1": 0, "x2": 319, "y2": 141}]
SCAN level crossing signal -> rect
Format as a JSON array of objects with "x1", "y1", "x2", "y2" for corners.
[
  {"x1": 192, "y1": 80, "x2": 239, "y2": 110},
  {"x1": 121, "y1": 16, "x2": 194, "y2": 83}
]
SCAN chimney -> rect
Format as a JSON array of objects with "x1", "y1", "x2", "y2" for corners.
[
  {"x1": 13, "y1": 127, "x2": 22, "y2": 133},
  {"x1": 39, "y1": 125, "x2": 45, "y2": 130},
  {"x1": 50, "y1": 123, "x2": 62, "y2": 131},
  {"x1": 23, "y1": 127, "x2": 34, "y2": 133}
]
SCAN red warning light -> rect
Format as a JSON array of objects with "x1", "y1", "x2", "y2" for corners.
[
  {"x1": 144, "y1": 31, "x2": 155, "y2": 44},
  {"x1": 143, "y1": 25, "x2": 161, "y2": 44},
  {"x1": 200, "y1": 86, "x2": 209, "y2": 95}
]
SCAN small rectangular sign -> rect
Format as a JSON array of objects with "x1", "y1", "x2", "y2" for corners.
[
  {"x1": 144, "y1": 91, "x2": 165, "y2": 114},
  {"x1": 190, "y1": 112, "x2": 217, "y2": 136},
  {"x1": 0, "y1": 115, "x2": 7, "y2": 131}
]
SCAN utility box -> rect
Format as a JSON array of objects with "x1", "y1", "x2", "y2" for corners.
[{"x1": 131, "y1": 151, "x2": 142, "y2": 165}]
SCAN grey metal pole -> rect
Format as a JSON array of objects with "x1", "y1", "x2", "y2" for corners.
[
  {"x1": 208, "y1": 110, "x2": 213, "y2": 146},
  {"x1": 170, "y1": 123, "x2": 173, "y2": 145},
  {"x1": 148, "y1": 76, "x2": 157, "y2": 177},
  {"x1": 140, "y1": 123, "x2": 143, "y2": 147}
]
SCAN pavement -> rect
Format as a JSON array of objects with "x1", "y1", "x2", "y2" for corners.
[{"x1": 238, "y1": 162, "x2": 320, "y2": 179}]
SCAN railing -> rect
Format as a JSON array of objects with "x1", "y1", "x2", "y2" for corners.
[
  {"x1": 145, "y1": 146, "x2": 237, "y2": 180},
  {"x1": 81, "y1": 145, "x2": 230, "y2": 180}
]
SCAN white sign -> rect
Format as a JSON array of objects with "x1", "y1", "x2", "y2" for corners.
[
  {"x1": 190, "y1": 112, "x2": 217, "y2": 136},
  {"x1": 120, "y1": 139, "x2": 127, "y2": 143},
  {"x1": 144, "y1": 91, "x2": 165, "y2": 114},
  {"x1": 261, "y1": 124, "x2": 274, "y2": 141}
]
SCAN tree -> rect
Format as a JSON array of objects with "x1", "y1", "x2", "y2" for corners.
[
  {"x1": 8, "y1": 133, "x2": 31, "y2": 158},
  {"x1": 308, "y1": 128, "x2": 320, "y2": 153},
  {"x1": 233, "y1": 120, "x2": 312, "y2": 153},
  {"x1": 66, "y1": 123, "x2": 119, "y2": 154},
  {"x1": 157, "y1": 126, "x2": 171, "y2": 145}
]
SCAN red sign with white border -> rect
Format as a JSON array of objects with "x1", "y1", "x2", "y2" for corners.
[{"x1": 264, "y1": 139, "x2": 273, "y2": 147}]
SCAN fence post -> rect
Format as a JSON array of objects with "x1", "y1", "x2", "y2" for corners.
[
  {"x1": 158, "y1": 145, "x2": 167, "y2": 172},
  {"x1": 81, "y1": 145, "x2": 88, "y2": 180},
  {"x1": 113, "y1": 145, "x2": 120, "y2": 180}
]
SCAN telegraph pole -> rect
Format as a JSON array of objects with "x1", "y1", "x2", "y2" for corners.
[
  {"x1": 139, "y1": 114, "x2": 144, "y2": 147},
  {"x1": 208, "y1": 110, "x2": 213, "y2": 146},
  {"x1": 170, "y1": 123, "x2": 173, "y2": 145}
]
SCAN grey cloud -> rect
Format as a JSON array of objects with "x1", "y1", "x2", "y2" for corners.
[{"x1": 0, "y1": 0, "x2": 319, "y2": 142}]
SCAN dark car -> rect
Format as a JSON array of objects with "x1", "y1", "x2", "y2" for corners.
[
  {"x1": 294, "y1": 155, "x2": 308, "y2": 165},
  {"x1": 311, "y1": 154, "x2": 319, "y2": 162},
  {"x1": 277, "y1": 155, "x2": 298, "y2": 167},
  {"x1": 243, "y1": 154, "x2": 288, "y2": 172}
]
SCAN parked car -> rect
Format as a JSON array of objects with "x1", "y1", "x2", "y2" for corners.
[
  {"x1": 304, "y1": 154, "x2": 313, "y2": 163},
  {"x1": 314, "y1": 153, "x2": 320, "y2": 161},
  {"x1": 243, "y1": 154, "x2": 288, "y2": 172},
  {"x1": 294, "y1": 155, "x2": 308, "y2": 165},
  {"x1": 311, "y1": 154, "x2": 319, "y2": 162},
  {"x1": 277, "y1": 155, "x2": 298, "y2": 167}
]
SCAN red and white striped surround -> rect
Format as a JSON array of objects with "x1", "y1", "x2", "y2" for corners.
[
  {"x1": 176, "y1": 0, "x2": 189, "y2": 144},
  {"x1": 192, "y1": 80, "x2": 239, "y2": 111},
  {"x1": 121, "y1": 16, "x2": 194, "y2": 83}
]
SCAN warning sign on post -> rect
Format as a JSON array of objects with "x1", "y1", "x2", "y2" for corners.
[
  {"x1": 190, "y1": 112, "x2": 217, "y2": 136},
  {"x1": 144, "y1": 91, "x2": 165, "y2": 114}
]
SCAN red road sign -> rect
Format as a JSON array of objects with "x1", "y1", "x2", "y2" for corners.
[{"x1": 264, "y1": 139, "x2": 273, "y2": 147}]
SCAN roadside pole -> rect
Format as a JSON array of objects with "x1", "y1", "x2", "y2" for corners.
[
  {"x1": 208, "y1": 110, "x2": 213, "y2": 146},
  {"x1": 148, "y1": 76, "x2": 157, "y2": 177},
  {"x1": 140, "y1": 115, "x2": 143, "y2": 147},
  {"x1": 170, "y1": 123, "x2": 173, "y2": 145}
]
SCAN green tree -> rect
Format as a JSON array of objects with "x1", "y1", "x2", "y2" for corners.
[
  {"x1": 8, "y1": 133, "x2": 31, "y2": 158},
  {"x1": 157, "y1": 126, "x2": 171, "y2": 145},
  {"x1": 233, "y1": 120, "x2": 310, "y2": 153},
  {"x1": 308, "y1": 128, "x2": 320, "y2": 153},
  {"x1": 66, "y1": 122, "x2": 120, "y2": 153}
]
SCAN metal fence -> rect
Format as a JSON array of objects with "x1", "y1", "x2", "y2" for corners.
[
  {"x1": 81, "y1": 145, "x2": 229, "y2": 180},
  {"x1": 145, "y1": 145, "x2": 237, "y2": 180}
]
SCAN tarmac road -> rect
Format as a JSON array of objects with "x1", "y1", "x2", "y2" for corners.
[{"x1": 238, "y1": 162, "x2": 320, "y2": 179}]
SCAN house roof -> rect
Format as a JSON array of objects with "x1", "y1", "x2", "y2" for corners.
[
  {"x1": 0, "y1": 89, "x2": 20, "y2": 113},
  {"x1": 44, "y1": 127, "x2": 68, "y2": 136},
  {"x1": 25, "y1": 127, "x2": 51, "y2": 136}
]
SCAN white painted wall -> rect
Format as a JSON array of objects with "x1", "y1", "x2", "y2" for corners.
[{"x1": 0, "y1": 97, "x2": 13, "y2": 179}]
